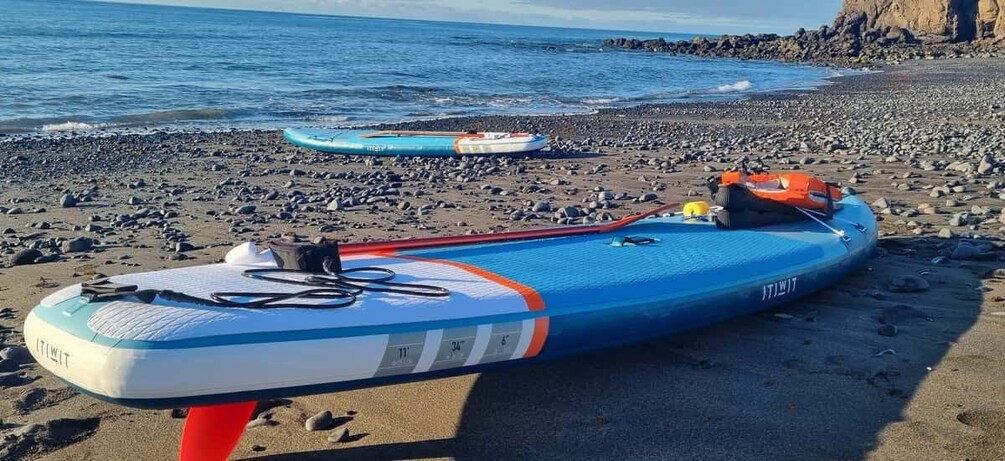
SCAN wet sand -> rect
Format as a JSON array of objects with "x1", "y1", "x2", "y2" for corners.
[{"x1": 1, "y1": 58, "x2": 1004, "y2": 460}]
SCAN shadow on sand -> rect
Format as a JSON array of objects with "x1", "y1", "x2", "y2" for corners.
[{"x1": 248, "y1": 236, "x2": 1002, "y2": 460}]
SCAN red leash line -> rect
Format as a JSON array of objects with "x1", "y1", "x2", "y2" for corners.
[{"x1": 340, "y1": 202, "x2": 680, "y2": 256}]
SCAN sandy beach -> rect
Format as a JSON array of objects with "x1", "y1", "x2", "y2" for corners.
[{"x1": 1, "y1": 58, "x2": 1004, "y2": 460}]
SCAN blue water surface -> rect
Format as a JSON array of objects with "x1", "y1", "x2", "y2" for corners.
[{"x1": 0, "y1": 0, "x2": 835, "y2": 134}]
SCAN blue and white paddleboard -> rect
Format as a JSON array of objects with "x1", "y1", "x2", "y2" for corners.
[
  {"x1": 283, "y1": 128, "x2": 549, "y2": 157},
  {"x1": 25, "y1": 197, "x2": 875, "y2": 409}
]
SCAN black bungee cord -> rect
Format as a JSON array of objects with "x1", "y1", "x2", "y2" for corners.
[{"x1": 208, "y1": 256, "x2": 450, "y2": 309}]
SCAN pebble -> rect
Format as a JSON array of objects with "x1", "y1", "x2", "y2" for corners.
[
  {"x1": 305, "y1": 410, "x2": 333, "y2": 431},
  {"x1": 59, "y1": 194, "x2": 77, "y2": 208},
  {"x1": 233, "y1": 205, "x2": 256, "y2": 215},
  {"x1": 887, "y1": 275, "x2": 929, "y2": 293},
  {"x1": 0, "y1": 371, "x2": 27, "y2": 387},
  {"x1": 9, "y1": 249, "x2": 43, "y2": 266},
  {"x1": 328, "y1": 428, "x2": 352, "y2": 443},
  {"x1": 0, "y1": 359, "x2": 19, "y2": 372},
  {"x1": 871, "y1": 197, "x2": 890, "y2": 209},
  {"x1": 533, "y1": 201, "x2": 551, "y2": 212},
  {"x1": 61, "y1": 237, "x2": 93, "y2": 253},
  {"x1": 1, "y1": 345, "x2": 32, "y2": 364},
  {"x1": 246, "y1": 416, "x2": 273, "y2": 429},
  {"x1": 950, "y1": 244, "x2": 980, "y2": 260},
  {"x1": 327, "y1": 199, "x2": 344, "y2": 211},
  {"x1": 878, "y1": 324, "x2": 899, "y2": 337}
]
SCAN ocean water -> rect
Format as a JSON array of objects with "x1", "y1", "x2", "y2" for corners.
[{"x1": 0, "y1": 0, "x2": 835, "y2": 135}]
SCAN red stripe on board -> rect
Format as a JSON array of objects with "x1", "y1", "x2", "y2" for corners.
[{"x1": 340, "y1": 202, "x2": 679, "y2": 256}]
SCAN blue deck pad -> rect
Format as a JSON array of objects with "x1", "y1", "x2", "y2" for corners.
[{"x1": 403, "y1": 220, "x2": 827, "y2": 313}]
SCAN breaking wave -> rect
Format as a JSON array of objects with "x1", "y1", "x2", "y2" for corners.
[{"x1": 716, "y1": 80, "x2": 753, "y2": 92}]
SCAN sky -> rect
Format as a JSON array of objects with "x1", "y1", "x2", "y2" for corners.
[{"x1": 102, "y1": 0, "x2": 844, "y2": 34}]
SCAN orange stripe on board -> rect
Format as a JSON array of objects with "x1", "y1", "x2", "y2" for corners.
[
  {"x1": 387, "y1": 252, "x2": 544, "y2": 311},
  {"x1": 372, "y1": 250, "x2": 550, "y2": 357},
  {"x1": 525, "y1": 317, "x2": 549, "y2": 358}
]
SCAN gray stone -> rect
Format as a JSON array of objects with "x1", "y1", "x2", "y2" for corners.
[
  {"x1": 871, "y1": 197, "x2": 890, "y2": 209},
  {"x1": 0, "y1": 346, "x2": 31, "y2": 364},
  {"x1": 559, "y1": 207, "x2": 580, "y2": 218},
  {"x1": 971, "y1": 205, "x2": 991, "y2": 215},
  {"x1": 59, "y1": 194, "x2": 77, "y2": 208},
  {"x1": 61, "y1": 237, "x2": 93, "y2": 253},
  {"x1": 305, "y1": 410, "x2": 333, "y2": 431},
  {"x1": 326, "y1": 199, "x2": 343, "y2": 211},
  {"x1": 532, "y1": 201, "x2": 551, "y2": 212},
  {"x1": 878, "y1": 324, "x2": 899, "y2": 337},
  {"x1": 951, "y1": 243, "x2": 979, "y2": 260},
  {"x1": 0, "y1": 371, "x2": 26, "y2": 387},
  {"x1": 978, "y1": 158, "x2": 994, "y2": 174},
  {"x1": 887, "y1": 275, "x2": 929, "y2": 293},
  {"x1": 10, "y1": 249, "x2": 43, "y2": 266},
  {"x1": 937, "y1": 228, "x2": 955, "y2": 239},
  {"x1": 234, "y1": 205, "x2": 256, "y2": 215},
  {"x1": 328, "y1": 428, "x2": 351, "y2": 443},
  {"x1": 246, "y1": 417, "x2": 274, "y2": 429}
]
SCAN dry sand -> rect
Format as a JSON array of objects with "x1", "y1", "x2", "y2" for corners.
[{"x1": 0, "y1": 58, "x2": 1004, "y2": 460}]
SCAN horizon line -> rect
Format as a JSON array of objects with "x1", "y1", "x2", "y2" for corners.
[{"x1": 87, "y1": 0, "x2": 725, "y2": 37}]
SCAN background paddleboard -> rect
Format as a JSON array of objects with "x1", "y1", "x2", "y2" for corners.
[{"x1": 284, "y1": 128, "x2": 548, "y2": 157}]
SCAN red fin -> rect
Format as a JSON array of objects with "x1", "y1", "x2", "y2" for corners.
[{"x1": 180, "y1": 401, "x2": 256, "y2": 461}]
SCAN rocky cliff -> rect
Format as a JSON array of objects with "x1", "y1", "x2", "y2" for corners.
[{"x1": 837, "y1": 0, "x2": 1005, "y2": 42}]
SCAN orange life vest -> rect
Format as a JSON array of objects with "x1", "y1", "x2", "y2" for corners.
[{"x1": 720, "y1": 171, "x2": 842, "y2": 210}]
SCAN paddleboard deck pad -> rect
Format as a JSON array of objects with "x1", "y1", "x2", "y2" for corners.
[
  {"x1": 25, "y1": 197, "x2": 876, "y2": 409},
  {"x1": 283, "y1": 128, "x2": 548, "y2": 157}
]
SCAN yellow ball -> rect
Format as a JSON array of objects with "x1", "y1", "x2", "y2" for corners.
[{"x1": 683, "y1": 201, "x2": 710, "y2": 218}]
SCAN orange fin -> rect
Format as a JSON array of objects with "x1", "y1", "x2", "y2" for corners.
[{"x1": 179, "y1": 401, "x2": 257, "y2": 461}]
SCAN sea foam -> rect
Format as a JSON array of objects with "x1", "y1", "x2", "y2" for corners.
[
  {"x1": 41, "y1": 121, "x2": 100, "y2": 132},
  {"x1": 717, "y1": 80, "x2": 753, "y2": 92}
]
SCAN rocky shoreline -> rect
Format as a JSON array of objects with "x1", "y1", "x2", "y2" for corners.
[
  {"x1": 605, "y1": 10, "x2": 1005, "y2": 66},
  {"x1": 0, "y1": 59, "x2": 1004, "y2": 460}
]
